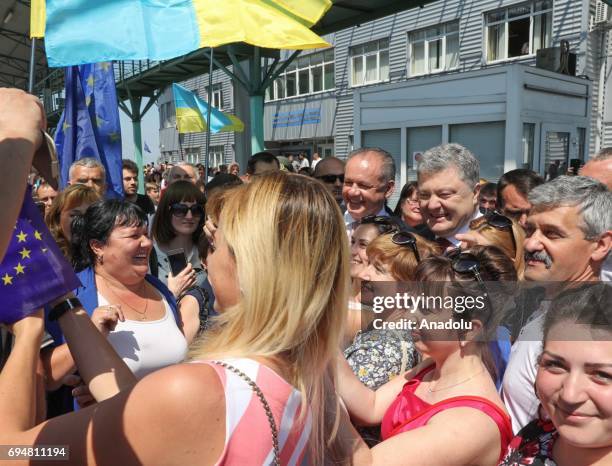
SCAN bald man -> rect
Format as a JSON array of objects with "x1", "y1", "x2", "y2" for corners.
[{"x1": 581, "y1": 148, "x2": 612, "y2": 189}]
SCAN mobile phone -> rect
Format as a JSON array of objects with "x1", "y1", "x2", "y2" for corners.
[
  {"x1": 167, "y1": 248, "x2": 188, "y2": 276},
  {"x1": 35, "y1": 201, "x2": 46, "y2": 216},
  {"x1": 569, "y1": 158, "x2": 582, "y2": 175}
]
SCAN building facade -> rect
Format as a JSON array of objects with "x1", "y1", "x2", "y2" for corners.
[{"x1": 158, "y1": 0, "x2": 610, "y2": 194}]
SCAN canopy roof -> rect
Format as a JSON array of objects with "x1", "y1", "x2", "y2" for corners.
[{"x1": 0, "y1": 0, "x2": 436, "y2": 94}]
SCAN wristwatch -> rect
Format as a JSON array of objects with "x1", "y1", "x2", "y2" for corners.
[{"x1": 48, "y1": 297, "x2": 82, "y2": 321}]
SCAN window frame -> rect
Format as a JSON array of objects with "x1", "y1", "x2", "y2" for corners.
[
  {"x1": 408, "y1": 21, "x2": 460, "y2": 77},
  {"x1": 205, "y1": 83, "x2": 224, "y2": 110},
  {"x1": 266, "y1": 49, "x2": 335, "y2": 102},
  {"x1": 349, "y1": 38, "x2": 390, "y2": 88},
  {"x1": 484, "y1": 0, "x2": 553, "y2": 64}
]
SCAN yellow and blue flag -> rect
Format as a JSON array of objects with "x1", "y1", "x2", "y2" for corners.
[
  {"x1": 0, "y1": 187, "x2": 81, "y2": 324},
  {"x1": 32, "y1": 0, "x2": 331, "y2": 67},
  {"x1": 54, "y1": 62, "x2": 123, "y2": 198},
  {"x1": 173, "y1": 83, "x2": 244, "y2": 134}
]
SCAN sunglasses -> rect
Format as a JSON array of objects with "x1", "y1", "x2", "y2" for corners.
[
  {"x1": 448, "y1": 251, "x2": 493, "y2": 311},
  {"x1": 484, "y1": 212, "x2": 513, "y2": 230},
  {"x1": 316, "y1": 174, "x2": 344, "y2": 184},
  {"x1": 169, "y1": 203, "x2": 204, "y2": 218},
  {"x1": 391, "y1": 230, "x2": 421, "y2": 263},
  {"x1": 361, "y1": 215, "x2": 399, "y2": 235}
]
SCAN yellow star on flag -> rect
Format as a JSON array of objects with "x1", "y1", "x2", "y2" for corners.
[
  {"x1": 16, "y1": 231, "x2": 27, "y2": 242},
  {"x1": 63, "y1": 121, "x2": 71, "y2": 132},
  {"x1": 41, "y1": 247, "x2": 48, "y2": 253},
  {"x1": 109, "y1": 132, "x2": 120, "y2": 143},
  {"x1": 85, "y1": 95, "x2": 92, "y2": 106},
  {"x1": 14, "y1": 263, "x2": 25, "y2": 275},
  {"x1": 96, "y1": 115, "x2": 107, "y2": 128},
  {"x1": 34, "y1": 230, "x2": 43, "y2": 240},
  {"x1": 19, "y1": 247, "x2": 31, "y2": 259},
  {"x1": 2, "y1": 273, "x2": 13, "y2": 285},
  {"x1": 87, "y1": 74, "x2": 95, "y2": 87},
  {"x1": 100, "y1": 62, "x2": 111, "y2": 71}
]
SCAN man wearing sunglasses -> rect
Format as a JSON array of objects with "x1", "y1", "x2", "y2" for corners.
[
  {"x1": 313, "y1": 156, "x2": 345, "y2": 210},
  {"x1": 417, "y1": 144, "x2": 481, "y2": 251},
  {"x1": 502, "y1": 176, "x2": 612, "y2": 433}
]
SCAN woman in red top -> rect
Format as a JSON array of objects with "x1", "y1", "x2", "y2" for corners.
[{"x1": 338, "y1": 247, "x2": 515, "y2": 466}]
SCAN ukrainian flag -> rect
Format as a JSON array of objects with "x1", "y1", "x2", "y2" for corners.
[
  {"x1": 173, "y1": 83, "x2": 244, "y2": 134},
  {"x1": 31, "y1": 0, "x2": 331, "y2": 67}
]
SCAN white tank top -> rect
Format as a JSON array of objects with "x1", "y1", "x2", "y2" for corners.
[{"x1": 98, "y1": 291, "x2": 188, "y2": 379}]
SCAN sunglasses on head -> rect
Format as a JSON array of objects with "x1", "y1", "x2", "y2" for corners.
[
  {"x1": 484, "y1": 212, "x2": 513, "y2": 230},
  {"x1": 169, "y1": 203, "x2": 204, "y2": 218},
  {"x1": 361, "y1": 215, "x2": 399, "y2": 235},
  {"x1": 391, "y1": 230, "x2": 421, "y2": 263},
  {"x1": 448, "y1": 250, "x2": 493, "y2": 310},
  {"x1": 316, "y1": 174, "x2": 344, "y2": 184}
]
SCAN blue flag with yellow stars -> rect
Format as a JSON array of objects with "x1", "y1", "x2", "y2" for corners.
[
  {"x1": 0, "y1": 187, "x2": 81, "y2": 324},
  {"x1": 54, "y1": 62, "x2": 123, "y2": 198}
]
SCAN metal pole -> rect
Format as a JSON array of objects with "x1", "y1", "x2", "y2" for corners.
[
  {"x1": 205, "y1": 48, "x2": 214, "y2": 181},
  {"x1": 28, "y1": 38, "x2": 36, "y2": 93}
]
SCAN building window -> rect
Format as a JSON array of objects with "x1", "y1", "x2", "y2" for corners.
[
  {"x1": 160, "y1": 102, "x2": 175, "y2": 129},
  {"x1": 522, "y1": 123, "x2": 535, "y2": 169},
  {"x1": 208, "y1": 145, "x2": 224, "y2": 168},
  {"x1": 486, "y1": 0, "x2": 552, "y2": 62},
  {"x1": 183, "y1": 147, "x2": 201, "y2": 165},
  {"x1": 409, "y1": 22, "x2": 459, "y2": 76},
  {"x1": 350, "y1": 38, "x2": 389, "y2": 87},
  {"x1": 266, "y1": 49, "x2": 335, "y2": 101},
  {"x1": 205, "y1": 84, "x2": 224, "y2": 109}
]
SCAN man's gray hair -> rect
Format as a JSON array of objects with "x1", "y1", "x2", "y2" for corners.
[
  {"x1": 347, "y1": 147, "x2": 395, "y2": 183},
  {"x1": 68, "y1": 157, "x2": 106, "y2": 180},
  {"x1": 591, "y1": 147, "x2": 612, "y2": 162},
  {"x1": 169, "y1": 162, "x2": 198, "y2": 180},
  {"x1": 529, "y1": 176, "x2": 612, "y2": 240},
  {"x1": 417, "y1": 143, "x2": 480, "y2": 187}
]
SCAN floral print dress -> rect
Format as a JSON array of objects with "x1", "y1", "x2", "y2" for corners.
[{"x1": 499, "y1": 418, "x2": 558, "y2": 466}]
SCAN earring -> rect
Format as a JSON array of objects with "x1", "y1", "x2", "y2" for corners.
[{"x1": 98, "y1": 255, "x2": 104, "y2": 265}]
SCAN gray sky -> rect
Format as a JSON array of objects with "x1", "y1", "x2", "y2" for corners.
[{"x1": 119, "y1": 97, "x2": 160, "y2": 165}]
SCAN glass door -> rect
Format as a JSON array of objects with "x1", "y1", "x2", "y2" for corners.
[{"x1": 539, "y1": 124, "x2": 577, "y2": 180}]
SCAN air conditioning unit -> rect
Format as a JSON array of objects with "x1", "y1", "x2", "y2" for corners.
[
  {"x1": 591, "y1": 0, "x2": 611, "y2": 30},
  {"x1": 596, "y1": 0, "x2": 610, "y2": 24}
]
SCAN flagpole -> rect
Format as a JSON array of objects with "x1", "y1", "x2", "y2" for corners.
[
  {"x1": 177, "y1": 125, "x2": 184, "y2": 161},
  {"x1": 28, "y1": 38, "x2": 37, "y2": 93},
  {"x1": 205, "y1": 47, "x2": 214, "y2": 181}
]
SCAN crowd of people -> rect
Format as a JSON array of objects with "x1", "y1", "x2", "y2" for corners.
[{"x1": 1, "y1": 87, "x2": 611, "y2": 466}]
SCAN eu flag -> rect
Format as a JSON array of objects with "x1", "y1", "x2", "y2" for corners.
[
  {"x1": 54, "y1": 62, "x2": 123, "y2": 198},
  {"x1": 0, "y1": 187, "x2": 81, "y2": 324}
]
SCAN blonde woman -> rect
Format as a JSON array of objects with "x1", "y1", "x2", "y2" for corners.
[{"x1": 0, "y1": 172, "x2": 350, "y2": 465}]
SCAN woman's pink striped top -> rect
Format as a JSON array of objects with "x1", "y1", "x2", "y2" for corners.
[{"x1": 195, "y1": 358, "x2": 312, "y2": 466}]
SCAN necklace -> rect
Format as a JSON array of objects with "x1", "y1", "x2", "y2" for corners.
[
  {"x1": 100, "y1": 276, "x2": 149, "y2": 321},
  {"x1": 427, "y1": 368, "x2": 485, "y2": 393}
]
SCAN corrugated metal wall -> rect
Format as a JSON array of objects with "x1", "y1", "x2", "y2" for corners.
[
  {"x1": 159, "y1": 0, "x2": 596, "y2": 162},
  {"x1": 330, "y1": 0, "x2": 587, "y2": 159}
]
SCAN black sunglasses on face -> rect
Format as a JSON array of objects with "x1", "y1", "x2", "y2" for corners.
[
  {"x1": 391, "y1": 230, "x2": 421, "y2": 263},
  {"x1": 169, "y1": 203, "x2": 204, "y2": 218},
  {"x1": 316, "y1": 174, "x2": 344, "y2": 184}
]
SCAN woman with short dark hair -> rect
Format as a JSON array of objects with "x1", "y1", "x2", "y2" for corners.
[{"x1": 67, "y1": 199, "x2": 192, "y2": 377}]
